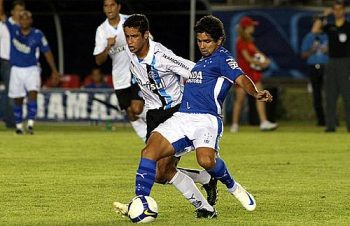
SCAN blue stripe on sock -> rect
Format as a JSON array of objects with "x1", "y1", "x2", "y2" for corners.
[
  {"x1": 208, "y1": 158, "x2": 235, "y2": 189},
  {"x1": 135, "y1": 158, "x2": 156, "y2": 196}
]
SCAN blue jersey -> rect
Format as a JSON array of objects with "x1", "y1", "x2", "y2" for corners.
[
  {"x1": 5, "y1": 20, "x2": 50, "y2": 67},
  {"x1": 179, "y1": 46, "x2": 243, "y2": 117}
]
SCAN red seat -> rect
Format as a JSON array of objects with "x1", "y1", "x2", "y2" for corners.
[{"x1": 60, "y1": 74, "x2": 81, "y2": 89}]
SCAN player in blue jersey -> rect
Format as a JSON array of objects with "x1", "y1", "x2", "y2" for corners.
[
  {"x1": 0, "y1": 9, "x2": 59, "y2": 134},
  {"x1": 130, "y1": 15, "x2": 274, "y2": 217}
]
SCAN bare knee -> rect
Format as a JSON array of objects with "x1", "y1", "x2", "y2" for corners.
[
  {"x1": 197, "y1": 156, "x2": 216, "y2": 170},
  {"x1": 196, "y1": 148, "x2": 216, "y2": 170}
]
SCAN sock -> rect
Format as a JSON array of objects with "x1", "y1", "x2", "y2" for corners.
[
  {"x1": 27, "y1": 100, "x2": 37, "y2": 120},
  {"x1": 207, "y1": 158, "x2": 236, "y2": 190},
  {"x1": 169, "y1": 170, "x2": 213, "y2": 211},
  {"x1": 130, "y1": 118, "x2": 147, "y2": 142},
  {"x1": 178, "y1": 167, "x2": 211, "y2": 185},
  {"x1": 13, "y1": 104, "x2": 23, "y2": 124},
  {"x1": 135, "y1": 158, "x2": 156, "y2": 196},
  {"x1": 16, "y1": 123, "x2": 23, "y2": 130},
  {"x1": 27, "y1": 119, "x2": 34, "y2": 127}
]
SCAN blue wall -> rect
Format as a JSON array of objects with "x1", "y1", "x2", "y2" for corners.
[{"x1": 214, "y1": 8, "x2": 324, "y2": 78}]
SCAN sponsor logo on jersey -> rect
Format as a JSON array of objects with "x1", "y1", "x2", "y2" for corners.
[
  {"x1": 226, "y1": 58, "x2": 239, "y2": 70},
  {"x1": 187, "y1": 71, "x2": 203, "y2": 84},
  {"x1": 134, "y1": 76, "x2": 166, "y2": 91},
  {"x1": 12, "y1": 38, "x2": 30, "y2": 54},
  {"x1": 109, "y1": 45, "x2": 126, "y2": 55},
  {"x1": 162, "y1": 53, "x2": 190, "y2": 70}
]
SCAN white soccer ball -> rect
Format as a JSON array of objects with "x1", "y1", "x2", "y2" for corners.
[
  {"x1": 250, "y1": 52, "x2": 267, "y2": 71},
  {"x1": 128, "y1": 195, "x2": 158, "y2": 223}
]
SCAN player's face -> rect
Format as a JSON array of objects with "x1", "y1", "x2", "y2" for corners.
[
  {"x1": 19, "y1": 15, "x2": 32, "y2": 29},
  {"x1": 124, "y1": 27, "x2": 149, "y2": 55},
  {"x1": 245, "y1": 25, "x2": 255, "y2": 35},
  {"x1": 11, "y1": 5, "x2": 25, "y2": 21},
  {"x1": 333, "y1": 4, "x2": 345, "y2": 19},
  {"x1": 196, "y1": 32, "x2": 223, "y2": 57},
  {"x1": 103, "y1": 0, "x2": 120, "y2": 20}
]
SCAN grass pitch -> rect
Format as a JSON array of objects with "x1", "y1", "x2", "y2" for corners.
[{"x1": 0, "y1": 122, "x2": 349, "y2": 225}]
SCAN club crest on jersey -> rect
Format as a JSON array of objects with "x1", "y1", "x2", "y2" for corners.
[
  {"x1": 187, "y1": 71, "x2": 203, "y2": 84},
  {"x1": 226, "y1": 58, "x2": 239, "y2": 70}
]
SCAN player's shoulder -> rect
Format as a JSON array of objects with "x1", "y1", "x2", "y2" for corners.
[
  {"x1": 33, "y1": 28, "x2": 45, "y2": 36},
  {"x1": 96, "y1": 19, "x2": 109, "y2": 31},
  {"x1": 153, "y1": 41, "x2": 171, "y2": 54},
  {"x1": 120, "y1": 14, "x2": 129, "y2": 22},
  {"x1": 216, "y1": 47, "x2": 234, "y2": 60}
]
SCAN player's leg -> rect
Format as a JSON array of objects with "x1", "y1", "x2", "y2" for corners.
[
  {"x1": 115, "y1": 86, "x2": 147, "y2": 141},
  {"x1": 324, "y1": 61, "x2": 339, "y2": 132},
  {"x1": 255, "y1": 82, "x2": 277, "y2": 131},
  {"x1": 193, "y1": 114, "x2": 256, "y2": 211},
  {"x1": 338, "y1": 60, "x2": 350, "y2": 132},
  {"x1": 26, "y1": 90, "x2": 37, "y2": 134},
  {"x1": 146, "y1": 105, "x2": 218, "y2": 207},
  {"x1": 128, "y1": 99, "x2": 147, "y2": 141},
  {"x1": 13, "y1": 97, "x2": 24, "y2": 134},
  {"x1": 196, "y1": 147, "x2": 256, "y2": 211},
  {"x1": 23, "y1": 66, "x2": 41, "y2": 134},
  {"x1": 231, "y1": 86, "x2": 246, "y2": 132},
  {"x1": 177, "y1": 167, "x2": 218, "y2": 206},
  {"x1": 156, "y1": 156, "x2": 215, "y2": 216},
  {"x1": 8, "y1": 66, "x2": 26, "y2": 134}
]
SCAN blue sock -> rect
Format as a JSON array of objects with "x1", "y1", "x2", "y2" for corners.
[
  {"x1": 135, "y1": 158, "x2": 156, "y2": 196},
  {"x1": 27, "y1": 100, "x2": 37, "y2": 120},
  {"x1": 208, "y1": 158, "x2": 235, "y2": 189},
  {"x1": 13, "y1": 104, "x2": 23, "y2": 124}
]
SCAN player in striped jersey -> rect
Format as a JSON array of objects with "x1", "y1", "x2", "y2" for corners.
[{"x1": 113, "y1": 14, "x2": 218, "y2": 218}]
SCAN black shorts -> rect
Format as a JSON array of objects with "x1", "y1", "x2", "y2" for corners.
[
  {"x1": 146, "y1": 104, "x2": 180, "y2": 141},
  {"x1": 114, "y1": 83, "x2": 143, "y2": 110}
]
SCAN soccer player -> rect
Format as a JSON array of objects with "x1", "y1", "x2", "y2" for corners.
[
  {"x1": 131, "y1": 15, "x2": 273, "y2": 216},
  {"x1": 0, "y1": 6, "x2": 59, "y2": 134},
  {"x1": 113, "y1": 14, "x2": 218, "y2": 218},
  {"x1": 0, "y1": 0, "x2": 25, "y2": 128},
  {"x1": 93, "y1": 0, "x2": 147, "y2": 140}
]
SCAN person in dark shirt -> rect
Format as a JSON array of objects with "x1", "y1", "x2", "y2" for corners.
[
  {"x1": 301, "y1": 17, "x2": 329, "y2": 126},
  {"x1": 313, "y1": 0, "x2": 350, "y2": 132}
]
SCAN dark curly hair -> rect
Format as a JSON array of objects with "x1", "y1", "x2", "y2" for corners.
[
  {"x1": 194, "y1": 15, "x2": 226, "y2": 43},
  {"x1": 123, "y1": 14, "x2": 150, "y2": 35}
]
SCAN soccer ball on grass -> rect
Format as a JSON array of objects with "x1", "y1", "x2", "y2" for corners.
[{"x1": 128, "y1": 195, "x2": 158, "y2": 223}]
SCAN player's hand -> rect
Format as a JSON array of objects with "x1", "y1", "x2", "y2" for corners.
[
  {"x1": 255, "y1": 90, "x2": 273, "y2": 103},
  {"x1": 107, "y1": 35, "x2": 117, "y2": 48}
]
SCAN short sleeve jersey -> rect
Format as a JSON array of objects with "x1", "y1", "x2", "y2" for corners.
[
  {"x1": 179, "y1": 46, "x2": 244, "y2": 117},
  {"x1": 93, "y1": 15, "x2": 131, "y2": 90},
  {"x1": 5, "y1": 20, "x2": 50, "y2": 67}
]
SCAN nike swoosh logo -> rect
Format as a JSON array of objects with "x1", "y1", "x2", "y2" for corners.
[
  {"x1": 144, "y1": 209, "x2": 157, "y2": 216},
  {"x1": 247, "y1": 192, "x2": 254, "y2": 205}
]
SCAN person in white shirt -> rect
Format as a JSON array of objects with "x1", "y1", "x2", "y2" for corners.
[
  {"x1": 93, "y1": 0, "x2": 146, "y2": 140},
  {"x1": 0, "y1": 0, "x2": 25, "y2": 128}
]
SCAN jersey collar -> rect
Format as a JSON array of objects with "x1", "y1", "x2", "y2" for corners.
[{"x1": 139, "y1": 39, "x2": 155, "y2": 65}]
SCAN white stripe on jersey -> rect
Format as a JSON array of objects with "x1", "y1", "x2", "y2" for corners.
[
  {"x1": 214, "y1": 77, "x2": 225, "y2": 116},
  {"x1": 127, "y1": 40, "x2": 195, "y2": 110}
]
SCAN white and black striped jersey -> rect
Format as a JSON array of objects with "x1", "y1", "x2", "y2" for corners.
[
  {"x1": 126, "y1": 40, "x2": 195, "y2": 110},
  {"x1": 93, "y1": 15, "x2": 131, "y2": 90}
]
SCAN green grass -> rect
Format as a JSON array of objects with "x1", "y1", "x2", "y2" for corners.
[{"x1": 0, "y1": 122, "x2": 349, "y2": 225}]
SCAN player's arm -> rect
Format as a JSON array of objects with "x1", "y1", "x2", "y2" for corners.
[
  {"x1": 235, "y1": 74, "x2": 272, "y2": 102},
  {"x1": 95, "y1": 35, "x2": 116, "y2": 65},
  {"x1": 43, "y1": 51, "x2": 59, "y2": 78}
]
